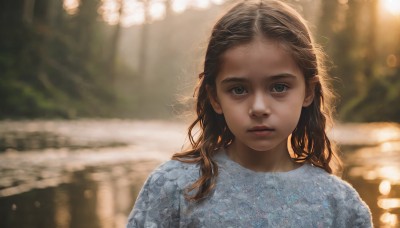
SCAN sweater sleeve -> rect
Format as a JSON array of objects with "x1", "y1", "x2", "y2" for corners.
[
  {"x1": 126, "y1": 165, "x2": 181, "y2": 228},
  {"x1": 339, "y1": 184, "x2": 373, "y2": 228}
]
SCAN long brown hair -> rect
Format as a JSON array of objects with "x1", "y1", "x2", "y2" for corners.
[{"x1": 172, "y1": 0, "x2": 341, "y2": 202}]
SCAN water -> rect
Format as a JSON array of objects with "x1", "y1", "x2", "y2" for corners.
[{"x1": 0, "y1": 120, "x2": 399, "y2": 227}]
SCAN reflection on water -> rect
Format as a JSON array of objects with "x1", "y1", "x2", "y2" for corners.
[
  {"x1": 0, "y1": 120, "x2": 186, "y2": 228},
  {"x1": 342, "y1": 135, "x2": 400, "y2": 227},
  {"x1": 331, "y1": 122, "x2": 400, "y2": 145},
  {"x1": 0, "y1": 160, "x2": 160, "y2": 228},
  {"x1": 380, "y1": 180, "x2": 392, "y2": 195},
  {"x1": 0, "y1": 120, "x2": 399, "y2": 227},
  {"x1": 54, "y1": 189, "x2": 70, "y2": 228}
]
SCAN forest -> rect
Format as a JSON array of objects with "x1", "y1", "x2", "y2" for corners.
[{"x1": 1, "y1": 0, "x2": 399, "y2": 122}]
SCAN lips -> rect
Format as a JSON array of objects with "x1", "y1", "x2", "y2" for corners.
[
  {"x1": 248, "y1": 126, "x2": 274, "y2": 132},
  {"x1": 248, "y1": 126, "x2": 274, "y2": 136}
]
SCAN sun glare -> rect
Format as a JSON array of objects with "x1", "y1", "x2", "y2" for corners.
[
  {"x1": 192, "y1": 0, "x2": 211, "y2": 9},
  {"x1": 380, "y1": 212, "x2": 398, "y2": 227},
  {"x1": 172, "y1": 0, "x2": 189, "y2": 13},
  {"x1": 63, "y1": 0, "x2": 80, "y2": 15},
  {"x1": 121, "y1": 1, "x2": 145, "y2": 26},
  {"x1": 64, "y1": 0, "x2": 226, "y2": 26},
  {"x1": 99, "y1": 0, "x2": 121, "y2": 25},
  {"x1": 149, "y1": 2, "x2": 166, "y2": 20},
  {"x1": 381, "y1": 0, "x2": 400, "y2": 15}
]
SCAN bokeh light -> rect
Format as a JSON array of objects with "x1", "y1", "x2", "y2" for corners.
[{"x1": 381, "y1": 0, "x2": 400, "y2": 15}]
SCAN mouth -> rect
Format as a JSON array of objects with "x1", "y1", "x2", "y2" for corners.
[
  {"x1": 247, "y1": 126, "x2": 275, "y2": 136},
  {"x1": 248, "y1": 126, "x2": 274, "y2": 132}
]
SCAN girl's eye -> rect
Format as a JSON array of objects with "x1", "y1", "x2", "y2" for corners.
[
  {"x1": 271, "y1": 84, "x2": 288, "y2": 93},
  {"x1": 231, "y1": 86, "x2": 247, "y2": 95}
]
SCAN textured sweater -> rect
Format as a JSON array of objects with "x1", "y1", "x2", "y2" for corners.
[{"x1": 127, "y1": 151, "x2": 372, "y2": 228}]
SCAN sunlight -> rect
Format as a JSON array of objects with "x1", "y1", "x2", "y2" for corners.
[
  {"x1": 54, "y1": 190, "x2": 71, "y2": 228},
  {"x1": 96, "y1": 0, "x2": 226, "y2": 26},
  {"x1": 192, "y1": 0, "x2": 211, "y2": 9},
  {"x1": 149, "y1": 1, "x2": 166, "y2": 20},
  {"x1": 172, "y1": 0, "x2": 224, "y2": 13},
  {"x1": 63, "y1": 0, "x2": 80, "y2": 15},
  {"x1": 65, "y1": 0, "x2": 227, "y2": 26},
  {"x1": 97, "y1": 181, "x2": 115, "y2": 228},
  {"x1": 172, "y1": 0, "x2": 189, "y2": 13},
  {"x1": 211, "y1": 0, "x2": 225, "y2": 5},
  {"x1": 99, "y1": 0, "x2": 121, "y2": 25},
  {"x1": 379, "y1": 180, "x2": 392, "y2": 195},
  {"x1": 378, "y1": 198, "x2": 400, "y2": 210},
  {"x1": 373, "y1": 127, "x2": 400, "y2": 143},
  {"x1": 360, "y1": 165, "x2": 400, "y2": 183},
  {"x1": 381, "y1": 0, "x2": 400, "y2": 15},
  {"x1": 121, "y1": 1, "x2": 145, "y2": 26},
  {"x1": 380, "y1": 212, "x2": 398, "y2": 226},
  {"x1": 379, "y1": 166, "x2": 400, "y2": 183},
  {"x1": 380, "y1": 141, "x2": 400, "y2": 153}
]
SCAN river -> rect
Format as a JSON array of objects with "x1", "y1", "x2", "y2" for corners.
[{"x1": 0, "y1": 120, "x2": 399, "y2": 227}]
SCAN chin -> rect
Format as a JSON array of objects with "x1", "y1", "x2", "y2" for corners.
[{"x1": 248, "y1": 144, "x2": 279, "y2": 153}]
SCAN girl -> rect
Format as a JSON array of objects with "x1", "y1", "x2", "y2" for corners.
[{"x1": 127, "y1": 0, "x2": 372, "y2": 227}]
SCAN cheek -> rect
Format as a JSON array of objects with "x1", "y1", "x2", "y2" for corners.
[
  {"x1": 220, "y1": 104, "x2": 246, "y2": 128},
  {"x1": 222, "y1": 104, "x2": 242, "y2": 120},
  {"x1": 278, "y1": 101, "x2": 303, "y2": 129}
]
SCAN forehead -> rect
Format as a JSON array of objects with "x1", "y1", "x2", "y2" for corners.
[{"x1": 217, "y1": 37, "x2": 302, "y2": 81}]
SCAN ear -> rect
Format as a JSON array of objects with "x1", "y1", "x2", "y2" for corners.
[
  {"x1": 206, "y1": 85, "x2": 223, "y2": 114},
  {"x1": 302, "y1": 76, "x2": 319, "y2": 107}
]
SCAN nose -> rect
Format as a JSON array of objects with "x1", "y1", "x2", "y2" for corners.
[{"x1": 249, "y1": 92, "x2": 271, "y2": 117}]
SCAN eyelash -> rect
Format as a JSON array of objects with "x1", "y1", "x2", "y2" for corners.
[
  {"x1": 228, "y1": 83, "x2": 289, "y2": 96},
  {"x1": 271, "y1": 83, "x2": 289, "y2": 94},
  {"x1": 230, "y1": 86, "x2": 248, "y2": 96}
]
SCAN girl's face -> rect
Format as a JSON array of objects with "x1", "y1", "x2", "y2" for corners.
[{"x1": 209, "y1": 37, "x2": 314, "y2": 154}]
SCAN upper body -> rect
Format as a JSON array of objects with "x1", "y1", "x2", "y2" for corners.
[
  {"x1": 127, "y1": 1, "x2": 373, "y2": 227},
  {"x1": 127, "y1": 150, "x2": 373, "y2": 228}
]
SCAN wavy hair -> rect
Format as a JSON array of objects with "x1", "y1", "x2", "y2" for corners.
[{"x1": 172, "y1": 0, "x2": 341, "y2": 202}]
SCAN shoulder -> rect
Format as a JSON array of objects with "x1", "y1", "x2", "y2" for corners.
[
  {"x1": 127, "y1": 160, "x2": 199, "y2": 227},
  {"x1": 304, "y1": 165, "x2": 372, "y2": 227},
  {"x1": 329, "y1": 174, "x2": 371, "y2": 214},
  {"x1": 145, "y1": 159, "x2": 200, "y2": 190},
  {"x1": 305, "y1": 164, "x2": 366, "y2": 202}
]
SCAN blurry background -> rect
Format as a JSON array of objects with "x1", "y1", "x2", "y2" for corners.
[{"x1": 0, "y1": 0, "x2": 399, "y2": 227}]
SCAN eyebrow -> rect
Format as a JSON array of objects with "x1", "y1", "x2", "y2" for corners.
[{"x1": 220, "y1": 73, "x2": 298, "y2": 85}]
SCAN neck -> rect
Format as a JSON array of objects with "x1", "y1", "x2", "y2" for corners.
[{"x1": 226, "y1": 139, "x2": 299, "y2": 172}]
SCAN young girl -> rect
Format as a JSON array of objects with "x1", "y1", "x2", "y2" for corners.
[{"x1": 127, "y1": 0, "x2": 372, "y2": 227}]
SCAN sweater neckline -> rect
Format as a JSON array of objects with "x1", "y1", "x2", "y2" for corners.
[{"x1": 214, "y1": 149, "x2": 310, "y2": 177}]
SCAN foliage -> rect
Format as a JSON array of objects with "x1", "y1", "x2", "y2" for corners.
[
  {"x1": 0, "y1": 0, "x2": 116, "y2": 118},
  {"x1": 0, "y1": 0, "x2": 399, "y2": 122},
  {"x1": 317, "y1": 0, "x2": 400, "y2": 122}
]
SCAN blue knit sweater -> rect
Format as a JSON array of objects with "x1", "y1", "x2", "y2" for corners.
[{"x1": 127, "y1": 151, "x2": 372, "y2": 227}]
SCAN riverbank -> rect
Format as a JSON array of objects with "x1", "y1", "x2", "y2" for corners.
[{"x1": 0, "y1": 119, "x2": 399, "y2": 227}]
